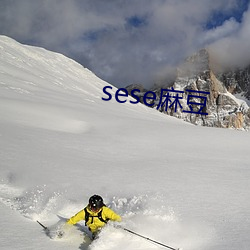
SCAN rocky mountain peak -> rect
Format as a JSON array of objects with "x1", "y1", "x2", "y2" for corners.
[
  {"x1": 126, "y1": 49, "x2": 250, "y2": 130},
  {"x1": 217, "y1": 66, "x2": 250, "y2": 101},
  {"x1": 177, "y1": 48, "x2": 210, "y2": 78}
]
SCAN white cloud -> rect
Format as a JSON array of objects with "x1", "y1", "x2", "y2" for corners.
[
  {"x1": 200, "y1": 18, "x2": 240, "y2": 45},
  {"x1": 209, "y1": 5, "x2": 250, "y2": 69},
  {"x1": 0, "y1": 0, "x2": 249, "y2": 87}
]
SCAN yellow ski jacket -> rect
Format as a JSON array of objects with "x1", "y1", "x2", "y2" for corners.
[{"x1": 67, "y1": 206, "x2": 121, "y2": 233}]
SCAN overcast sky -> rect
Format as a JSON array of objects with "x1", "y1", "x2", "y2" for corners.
[{"x1": 0, "y1": 0, "x2": 249, "y2": 88}]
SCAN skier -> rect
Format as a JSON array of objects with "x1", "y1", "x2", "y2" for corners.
[{"x1": 66, "y1": 194, "x2": 121, "y2": 239}]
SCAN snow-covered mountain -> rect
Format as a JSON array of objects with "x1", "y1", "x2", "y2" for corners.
[
  {"x1": 0, "y1": 36, "x2": 250, "y2": 250},
  {"x1": 126, "y1": 49, "x2": 250, "y2": 130}
]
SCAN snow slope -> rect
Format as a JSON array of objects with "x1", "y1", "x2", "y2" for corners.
[{"x1": 0, "y1": 36, "x2": 250, "y2": 250}]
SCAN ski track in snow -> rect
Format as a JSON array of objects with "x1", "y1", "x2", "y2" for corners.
[{"x1": 0, "y1": 99, "x2": 91, "y2": 134}]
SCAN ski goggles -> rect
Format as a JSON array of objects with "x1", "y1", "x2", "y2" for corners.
[{"x1": 89, "y1": 204, "x2": 101, "y2": 212}]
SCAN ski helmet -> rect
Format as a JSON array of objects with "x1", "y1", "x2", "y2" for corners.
[{"x1": 89, "y1": 195, "x2": 104, "y2": 210}]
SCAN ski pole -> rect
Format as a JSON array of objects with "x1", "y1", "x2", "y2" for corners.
[
  {"x1": 37, "y1": 220, "x2": 48, "y2": 231},
  {"x1": 122, "y1": 227, "x2": 180, "y2": 250}
]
